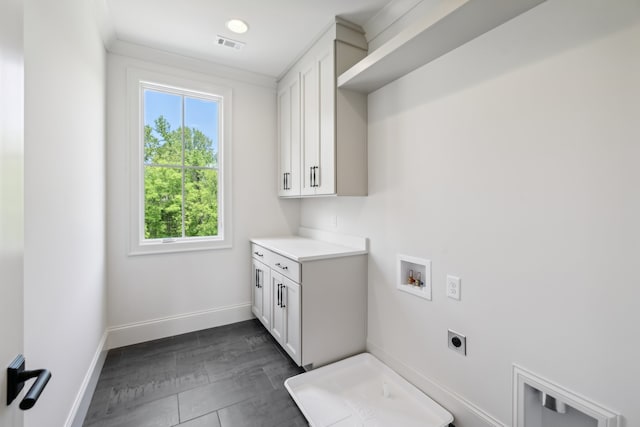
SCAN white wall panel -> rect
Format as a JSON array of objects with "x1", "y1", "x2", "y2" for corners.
[{"x1": 24, "y1": 0, "x2": 107, "y2": 425}]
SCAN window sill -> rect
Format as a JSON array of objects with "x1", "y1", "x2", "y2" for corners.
[{"x1": 129, "y1": 238, "x2": 232, "y2": 256}]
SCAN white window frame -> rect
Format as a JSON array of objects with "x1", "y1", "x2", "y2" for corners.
[{"x1": 127, "y1": 68, "x2": 232, "y2": 255}]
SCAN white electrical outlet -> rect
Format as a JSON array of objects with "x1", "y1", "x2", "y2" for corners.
[{"x1": 446, "y1": 275, "x2": 461, "y2": 300}]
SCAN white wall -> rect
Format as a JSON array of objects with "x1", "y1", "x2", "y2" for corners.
[
  {"x1": 302, "y1": 1, "x2": 640, "y2": 426},
  {"x1": 23, "y1": 0, "x2": 107, "y2": 426},
  {"x1": 106, "y1": 48, "x2": 300, "y2": 346},
  {"x1": 0, "y1": 0, "x2": 24, "y2": 426}
]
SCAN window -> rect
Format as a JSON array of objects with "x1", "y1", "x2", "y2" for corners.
[{"x1": 128, "y1": 69, "x2": 232, "y2": 254}]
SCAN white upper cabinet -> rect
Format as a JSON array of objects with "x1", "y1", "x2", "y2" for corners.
[{"x1": 278, "y1": 19, "x2": 368, "y2": 197}]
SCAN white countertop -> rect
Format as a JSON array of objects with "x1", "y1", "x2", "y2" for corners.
[{"x1": 251, "y1": 231, "x2": 368, "y2": 262}]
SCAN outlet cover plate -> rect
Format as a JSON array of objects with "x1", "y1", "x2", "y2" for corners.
[
  {"x1": 448, "y1": 329, "x2": 466, "y2": 356},
  {"x1": 446, "y1": 275, "x2": 461, "y2": 300}
]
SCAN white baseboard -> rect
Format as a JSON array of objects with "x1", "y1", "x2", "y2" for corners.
[
  {"x1": 66, "y1": 331, "x2": 108, "y2": 427},
  {"x1": 366, "y1": 340, "x2": 506, "y2": 427},
  {"x1": 106, "y1": 303, "x2": 254, "y2": 350}
]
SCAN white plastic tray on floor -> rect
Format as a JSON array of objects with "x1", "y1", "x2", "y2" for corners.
[{"x1": 284, "y1": 353, "x2": 453, "y2": 427}]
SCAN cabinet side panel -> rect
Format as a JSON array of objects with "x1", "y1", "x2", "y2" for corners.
[
  {"x1": 336, "y1": 88, "x2": 368, "y2": 196},
  {"x1": 336, "y1": 42, "x2": 368, "y2": 196},
  {"x1": 301, "y1": 255, "x2": 367, "y2": 367},
  {"x1": 335, "y1": 41, "x2": 367, "y2": 76}
]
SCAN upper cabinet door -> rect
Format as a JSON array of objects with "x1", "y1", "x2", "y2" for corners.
[
  {"x1": 277, "y1": 74, "x2": 300, "y2": 197},
  {"x1": 300, "y1": 58, "x2": 319, "y2": 196},
  {"x1": 300, "y1": 46, "x2": 336, "y2": 196},
  {"x1": 316, "y1": 47, "x2": 336, "y2": 196}
]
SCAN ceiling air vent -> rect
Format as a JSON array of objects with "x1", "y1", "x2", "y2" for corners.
[{"x1": 216, "y1": 35, "x2": 245, "y2": 51}]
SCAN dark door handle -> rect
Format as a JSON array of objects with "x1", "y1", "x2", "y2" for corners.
[{"x1": 7, "y1": 355, "x2": 52, "y2": 410}]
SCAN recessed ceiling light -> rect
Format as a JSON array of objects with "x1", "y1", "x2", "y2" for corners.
[{"x1": 226, "y1": 19, "x2": 249, "y2": 34}]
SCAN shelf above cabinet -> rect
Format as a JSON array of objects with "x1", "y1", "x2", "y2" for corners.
[{"x1": 337, "y1": 0, "x2": 546, "y2": 94}]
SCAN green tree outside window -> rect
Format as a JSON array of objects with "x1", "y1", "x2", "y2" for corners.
[{"x1": 143, "y1": 90, "x2": 220, "y2": 240}]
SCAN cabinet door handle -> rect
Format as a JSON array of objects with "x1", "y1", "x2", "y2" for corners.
[
  {"x1": 283, "y1": 172, "x2": 289, "y2": 190},
  {"x1": 286, "y1": 172, "x2": 290, "y2": 190},
  {"x1": 255, "y1": 269, "x2": 258, "y2": 288},
  {"x1": 309, "y1": 166, "x2": 313, "y2": 188},
  {"x1": 258, "y1": 269, "x2": 262, "y2": 288},
  {"x1": 310, "y1": 166, "x2": 319, "y2": 187},
  {"x1": 277, "y1": 284, "x2": 282, "y2": 307}
]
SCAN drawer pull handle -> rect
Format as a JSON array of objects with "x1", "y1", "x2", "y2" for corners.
[
  {"x1": 275, "y1": 263, "x2": 288, "y2": 271},
  {"x1": 253, "y1": 251, "x2": 263, "y2": 257}
]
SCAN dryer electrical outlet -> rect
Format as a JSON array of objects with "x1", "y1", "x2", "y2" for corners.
[{"x1": 448, "y1": 330, "x2": 466, "y2": 356}]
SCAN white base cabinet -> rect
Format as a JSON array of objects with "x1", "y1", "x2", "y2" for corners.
[{"x1": 251, "y1": 238, "x2": 367, "y2": 368}]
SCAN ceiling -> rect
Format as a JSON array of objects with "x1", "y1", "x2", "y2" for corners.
[{"x1": 103, "y1": 0, "x2": 393, "y2": 79}]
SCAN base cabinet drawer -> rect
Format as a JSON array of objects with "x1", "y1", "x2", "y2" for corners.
[
  {"x1": 270, "y1": 252, "x2": 301, "y2": 283},
  {"x1": 251, "y1": 244, "x2": 271, "y2": 264}
]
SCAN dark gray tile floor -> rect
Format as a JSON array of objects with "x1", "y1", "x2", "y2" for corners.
[{"x1": 83, "y1": 319, "x2": 308, "y2": 427}]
